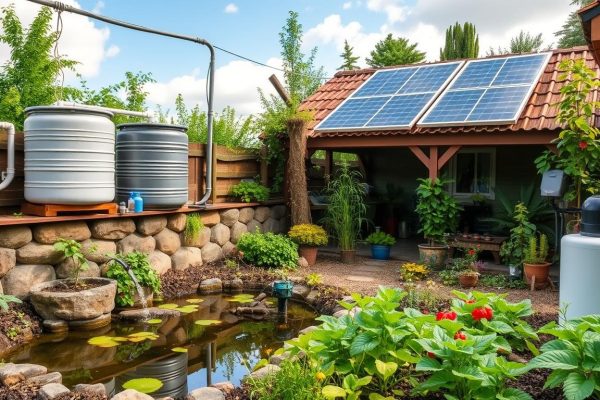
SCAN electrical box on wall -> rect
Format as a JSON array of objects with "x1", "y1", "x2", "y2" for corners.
[{"x1": 541, "y1": 169, "x2": 566, "y2": 198}]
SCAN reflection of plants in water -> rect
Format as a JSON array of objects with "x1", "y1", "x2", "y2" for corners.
[
  {"x1": 219, "y1": 351, "x2": 237, "y2": 380},
  {"x1": 116, "y1": 341, "x2": 152, "y2": 363},
  {"x1": 186, "y1": 323, "x2": 206, "y2": 339},
  {"x1": 63, "y1": 368, "x2": 93, "y2": 384}
]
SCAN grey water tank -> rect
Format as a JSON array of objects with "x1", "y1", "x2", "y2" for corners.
[
  {"x1": 24, "y1": 106, "x2": 115, "y2": 205},
  {"x1": 116, "y1": 123, "x2": 188, "y2": 209}
]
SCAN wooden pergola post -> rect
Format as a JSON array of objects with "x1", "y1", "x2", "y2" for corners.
[{"x1": 409, "y1": 145, "x2": 461, "y2": 180}]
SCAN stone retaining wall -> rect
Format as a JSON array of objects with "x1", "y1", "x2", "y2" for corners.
[{"x1": 0, "y1": 205, "x2": 288, "y2": 299}]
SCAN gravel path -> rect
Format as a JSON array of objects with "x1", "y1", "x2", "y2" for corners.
[{"x1": 292, "y1": 253, "x2": 559, "y2": 317}]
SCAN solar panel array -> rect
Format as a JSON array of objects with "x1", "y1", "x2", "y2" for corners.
[
  {"x1": 314, "y1": 53, "x2": 551, "y2": 132},
  {"x1": 316, "y1": 61, "x2": 463, "y2": 131},
  {"x1": 420, "y1": 53, "x2": 551, "y2": 126}
]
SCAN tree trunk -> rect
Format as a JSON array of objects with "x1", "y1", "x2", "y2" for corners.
[{"x1": 286, "y1": 118, "x2": 311, "y2": 226}]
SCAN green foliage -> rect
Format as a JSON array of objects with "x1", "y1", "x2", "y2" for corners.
[
  {"x1": 53, "y1": 238, "x2": 91, "y2": 287},
  {"x1": 399, "y1": 262, "x2": 429, "y2": 281},
  {"x1": 0, "y1": 5, "x2": 77, "y2": 129},
  {"x1": 322, "y1": 166, "x2": 367, "y2": 251},
  {"x1": 237, "y1": 231, "x2": 298, "y2": 269},
  {"x1": 524, "y1": 234, "x2": 549, "y2": 264},
  {"x1": 365, "y1": 231, "x2": 396, "y2": 246},
  {"x1": 366, "y1": 34, "x2": 426, "y2": 68},
  {"x1": 479, "y1": 274, "x2": 528, "y2": 290},
  {"x1": 246, "y1": 359, "x2": 325, "y2": 400},
  {"x1": 528, "y1": 315, "x2": 600, "y2": 400},
  {"x1": 439, "y1": 22, "x2": 479, "y2": 61},
  {"x1": 556, "y1": 0, "x2": 595, "y2": 49},
  {"x1": 499, "y1": 202, "x2": 537, "y2": 267},
  {"x1": 415, "y1": 178, "x2": 462, "y2": 245},
  {"x1": 230, "y1": 181, "x2": 270, "y2": 203},
  {"x1": 106, "y1": 252, "x2": 161, "y2": 307},
  {"x1": 306, "y1": 273, "x2": 323, "y2": 287},
  {"x1": 510, "y1": 31, "x2": 545, "y2": 53},
  {"x1": 535, "y1": 59, "x2": 600, "y2": 206},
  {"x1": 288, "y1": 224, "x2": 328, "y2": 247},
  {"x1": 184, "y1": 213, "x2": 203, "y2": 242},
  {"x1": 0, "y1": 294, "x2": 21, "y2": 311},
  {"x1": 339, "y1": 39, "x2": 360, "y2": 70}
]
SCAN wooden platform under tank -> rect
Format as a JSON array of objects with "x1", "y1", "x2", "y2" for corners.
[{"x1": 21, "y1": 201, "x2": 119, "y2": 217}]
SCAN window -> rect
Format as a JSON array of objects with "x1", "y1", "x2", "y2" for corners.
[{"x1": 450, "y1": 148, "x2": 495, "y2": 199}]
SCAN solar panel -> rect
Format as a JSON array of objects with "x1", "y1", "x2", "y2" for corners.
[
  {"x1": 315, "y1": 61, "x2": 463, "y2": 131},
  {"x1": 419, "y1": 53, "x2": 551, "y2": 126}
]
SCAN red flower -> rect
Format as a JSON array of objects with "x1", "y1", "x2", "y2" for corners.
[
  {"x1": 579, "y1": 141, "x2": 588, "y2": 150},
  {"x1": 454, "y1": 331, "x2": 467, "y2": 340},
  {"x1": 427, "y1": 352, "x2": 436, "y2": 359},
  {"x1": 436, "y1": 311, "x2": 457, "y2": 321},
  {"x1": 472, "y1": 307, "x2": 493, "y2": 321},
  {"x1": 468, "y1": 249, "x2": 476, "y2": 256}
]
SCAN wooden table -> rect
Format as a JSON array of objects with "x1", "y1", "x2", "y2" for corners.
[{"x1": 448, "y1": 235, "x2": 507, "y2": 264}]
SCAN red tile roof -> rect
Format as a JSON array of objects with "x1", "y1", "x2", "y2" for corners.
[{"x1": 300, "y1": 47, "x2": 600, "y2": 138}]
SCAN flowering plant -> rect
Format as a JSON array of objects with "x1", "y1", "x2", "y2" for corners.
[
  {"x1": 288, "y1": 224, "x2": 328, "y2": 247},
  {"x1": 399, "y1": 262, "x2": 429, "y2": 281}
]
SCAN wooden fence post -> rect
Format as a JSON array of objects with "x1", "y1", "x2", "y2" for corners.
[{"x1": 287, "y1": 118, "x2": 311, "y2": 225}]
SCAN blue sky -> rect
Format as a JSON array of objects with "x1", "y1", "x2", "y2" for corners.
[{"x1": 0, "y1": 0, "x2": 577, "y2": 116}]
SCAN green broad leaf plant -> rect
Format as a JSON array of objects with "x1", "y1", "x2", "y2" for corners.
[
  {"x1": 499, "y1": 202, "x2": 536, "y2": 267},
  {"x1": 53, "y1": 238, "x2": 94, "y2": 288},
  {"x1": 230, "y1": 180, "x2": 270, "y2": 203},
  {"x1": 415, "y1": 178, "x2": 462, "y2": 246},
  {"x1": 106, "y1": 251, "x2": 161, "y2": 307}
]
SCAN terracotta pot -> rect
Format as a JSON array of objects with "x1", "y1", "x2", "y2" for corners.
[
  {"x1": 459, "y1": 273, "x2": 479, "y2": 288},
  {"x1": 340, "y1": 250, "x2": 356, "y2": 264},
  {"x1": 417, "y1": 244, "x2": 448, "y2": 270},
  {"x1": 299, "y1": 246, "x2": 318, "y2": 266},
  {"x1": 523, "y1": 262, "x2": 551, "y2": 289}
]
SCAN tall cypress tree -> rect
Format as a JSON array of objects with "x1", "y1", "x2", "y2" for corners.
[
  {"x1": 556, "y1": 0, "x2": 594, "y2": 48},
  {"x1": 439, "y1": 22, "x2": 479, "y2": 61},
  {"x1": 339, "y1": 40, "x2": 360, "y2": 70}
]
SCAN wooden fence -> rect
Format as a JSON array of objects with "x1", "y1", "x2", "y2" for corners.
[{"x1": 0, "y1": 134, "x2": 264, "y2": 208}]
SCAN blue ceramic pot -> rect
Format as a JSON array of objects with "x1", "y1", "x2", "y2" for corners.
[{"x1": 371, "y1": 245, "x2": 391, "y2": 260}]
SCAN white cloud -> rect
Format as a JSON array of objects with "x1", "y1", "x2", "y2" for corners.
[
  {"x1": 145, "y1": 58, "x2": 283, "y2": 116},
  {"x1": 342, "y1": 2, "x2": 352, "y2": 10},
  {"x1": 0, "y1": 0, "x2": 118, "y2": 78},
  {"x1": 224, "y1": 3, "x2": 239, "y2": 14},
  {"x1": 367, "y1": 0, "x2": 407, "y2": 24},
  {"x1": 92, "y1": 1, "x2": 105, "y2": 14}
]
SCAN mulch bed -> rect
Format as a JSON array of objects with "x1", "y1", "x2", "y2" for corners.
[
  {"x1": 0, "y1": 302, "x2": 42, "y2": 355},
  {"x1": 0, "y1": 381, "x2": 106, "y2": 400}
]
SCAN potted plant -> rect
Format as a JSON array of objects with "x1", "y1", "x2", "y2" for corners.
[
  {"x1": 106, "y1": 251, "x2": 161, "y2": 308},
  {"x1": 523, "y1": 233, "x2": 551, "y2": 289},
  {"x1": 322, "y1": 165, "x2": 366, "y2": 264},
  {"x1": 415, "y1": 178, "x2": 462, "y2": 269},
  {"x1": 499, "y1": 202, "x2": 536, "y2": 279},
  {"x1": 287, "y1": 224, "x2": 328, "y2": 266},
  {"x1": 455, "y1": 248, "x2": 480, "y2": 288},
  {"x1": 365, "y1": 231, "x2": 396, "y2": 260},
  {"x1": 29, "y1": 238, "x2": 116, "y2": 327}
]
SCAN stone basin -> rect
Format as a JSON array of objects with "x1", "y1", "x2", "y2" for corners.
[{"x1": 30, "y1": 278, "x2": 117, "y2": 321}]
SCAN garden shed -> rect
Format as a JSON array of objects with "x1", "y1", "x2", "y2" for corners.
[{"x1": 300, "y1": 46, "x2": 600, "y2": 237}]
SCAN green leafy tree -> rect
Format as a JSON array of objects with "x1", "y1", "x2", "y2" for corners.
[
  {"x1": 339, "y1": 39, "x2": 360, "y2": 70},
  {"x1": 0, "y1": 5, "x2": 77, "y2": 129},
  {"x1": 366, "y1": 34, "x2": 425, "y2": 68},
  {"x1": 510, "y1": 31, "x2": 545, "y2": 53},
  {"x1": 556, "y1": 0, "x2": 595, "y2": 48},
  {"x1": 535, "y1": 59, "x2": 600, "y2": 207},
  {"x1": 439, "y1": 22, "x2": 479, "y2": 61}
]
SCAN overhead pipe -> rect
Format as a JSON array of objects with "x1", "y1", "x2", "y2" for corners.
[
  {"x1": 25, "y1": 0, "x2": 215, "y2": 206},
  {"x1": 0, "y1": 122, "x2": 15, "y2": 191}
]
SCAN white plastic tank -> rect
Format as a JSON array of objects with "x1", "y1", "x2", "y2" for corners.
[
  {"x1": 560, "y1": 195, "x2": 600, "y2": 320},
  {"x1": 24, "y1": 106, "x2": 116, "y2": 204}
]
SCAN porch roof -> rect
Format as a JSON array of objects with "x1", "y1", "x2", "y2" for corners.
[{"x1": 300, "y1": 47, "x2": 600, "y2": 141}]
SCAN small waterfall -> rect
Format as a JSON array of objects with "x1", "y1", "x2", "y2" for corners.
[{"x1": 126, "y1": 268, "x2": 150, "y2": 320}]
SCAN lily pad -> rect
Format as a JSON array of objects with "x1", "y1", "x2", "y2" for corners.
[
  {"x1": 229, "y1": 294, "x2": 255, "y2": 304},
  {"x1": 186, "y1": 298, "x2": 204, "y2": 304},
  {"x1": 157, "y1": 303, "x2": 179, "y2": 310},
  {"x1": 127, "y1": 332, "x2": 159, "y2": 341},
  {"x1": 176, "y1": 305, "x2": 199, "y2": 314},
  {"x1": 122, "y1": 377, "x2": 164, "y2": 394},
  {"x1": 195, "y1": 319, "x2": 222, "y2": 326},
  {"x1": 171, "y1": 347, "x2": 188, "y2": 353},
  {"x1": 87, "y1": 336, "x2": 126, "y2": 348},
  {"x1": 146, "y1": 319, "x2": 162, "y2": 325}
]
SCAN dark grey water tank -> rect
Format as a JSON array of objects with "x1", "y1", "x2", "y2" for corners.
[{"x1": 116, "y1": 123, "x2": 188, "y2": 209}]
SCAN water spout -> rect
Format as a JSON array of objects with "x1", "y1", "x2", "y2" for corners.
[{"x1": 109, "y1": 257, "x2": 150, "y2": 320}]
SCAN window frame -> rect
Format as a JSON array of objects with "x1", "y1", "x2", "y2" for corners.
[{"x1": 449, "y1": 147, "x2": 496, "y2": 200}]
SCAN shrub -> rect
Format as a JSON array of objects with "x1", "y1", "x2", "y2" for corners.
[
  {"x1": 306, "y1": 273, "x2": 323, "y2": 287},
  {"x1": 237, "y1": 231, "x2": 298, "y2": 269},
  {"x1": 288, "y1": 224, "x2": 328, "y2": 247},
  {"x1": 184, "y1": 213, "x2": 203, "y2": 242},
  {"x1": 106, "y1": 252, "x2": 161, "y2": 307},
  {"x1": 523, "y1": 234, "x2": 549, "y2": 264},
  {"x1": 399, "y1": 262, "x2": 429, "y2": 281},
  {"x1": 415, "y1": 178, "x2": 461, "y2": 245},
  {"x1": 54, "y1": 238, "x2": 95, "y2": 287},
  {"x1": 500, "y1": 202, "x2": 536, "y2": 266},
  {"x1": 230, "y1": 181, "x2": 269, "y2": 203},
  {"x1": 245, "y1": 359, "x2": 325, "y2": 400},
  {"x1": 365, "y1": 231, "x2": 396, "y2": 246}
]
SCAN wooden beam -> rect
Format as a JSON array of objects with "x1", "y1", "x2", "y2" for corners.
[
  {"x1": 260, "y1": 146, "x2": 268, "y2": 186},
  {"x1": 307, "y1": 131, "x2": 558, "y2": 148},
  {"x1": 428, "y1": 146, "x2": 439, "y2": 180},
  {"x1": 324, "y1": 150, "x2": 332, "y2": 184},
  {"x1": 409, "y1": 146, "x2": 430, "y2": 167},
  {"x1": 438, "y1": 145, "x2": 461, "y2": 169},
  {"x1": 269, "y1": 74, "x2": 292, "y2": 106}
]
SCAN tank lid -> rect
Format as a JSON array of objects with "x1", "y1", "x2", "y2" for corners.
[
  {"x1": 581, "y1": 195, "x2": 600, "y2": 237},
  {"x1": 117, "y1": 123, "x2": 188, "y2": 132},
  {"x1": 25, "y1": 105, "x2": 114, "y2": 118}
]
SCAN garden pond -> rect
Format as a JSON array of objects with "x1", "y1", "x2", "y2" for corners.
[{"x1": 7, "y1": 293, "x2": 316, "y2": 398}]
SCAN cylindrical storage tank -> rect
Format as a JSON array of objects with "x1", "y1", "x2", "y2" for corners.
[
  {"x1": 116, "y1": 123, "x2": 188, "y2": 209},
  {"x1": 560, "y1": 196, "x2": 600, "y2": 320},
  {"x1": 24, "y1": 106, "x2": 115, "y2": 204},
  {"x1": 115, "y1": 353, "x2": 188, "y2": 398}
]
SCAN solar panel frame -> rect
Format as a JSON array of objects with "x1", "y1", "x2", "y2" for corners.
[
  {"x1": 418, "y1": 52, "x2": 552, "y2": 127},
  {"x1": 314, "y1": 61, "x2": 464, "y2": 132}
]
